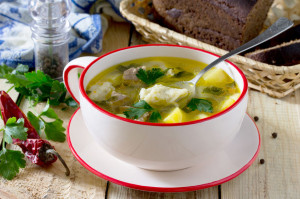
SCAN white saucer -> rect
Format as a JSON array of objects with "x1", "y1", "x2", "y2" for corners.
[{"x1": 67, "y1": 109, "x2": 260, "y2": 192}]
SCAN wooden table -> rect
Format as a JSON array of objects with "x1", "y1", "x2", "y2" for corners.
[{"x1": 0, "y1": 20, "x2": 299, "y2": 199}]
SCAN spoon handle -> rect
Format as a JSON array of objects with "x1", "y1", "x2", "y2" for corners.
[{"x1": 190, "y1": 17, "x2": 294, "y2": 84}]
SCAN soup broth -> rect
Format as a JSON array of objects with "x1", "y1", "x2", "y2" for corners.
[{"x1": 86, "y1": 57, "x2": 240, "y2": 123}]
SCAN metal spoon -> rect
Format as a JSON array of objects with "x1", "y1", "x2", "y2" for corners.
[{"x1": 182, "y1": 17, "x2": 294, "y2": 97}]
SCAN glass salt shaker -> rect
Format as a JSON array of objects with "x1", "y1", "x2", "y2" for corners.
[{"x1": 29, "y1": 0, "x2": 71, "y2": 81}]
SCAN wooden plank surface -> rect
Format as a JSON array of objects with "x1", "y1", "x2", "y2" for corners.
[
  {"x1": 107, "y1": 183, "x2": 219, "y2": 199},
  {"x1": 222, "y1": 90, "x2": 300, "y2": 199}
]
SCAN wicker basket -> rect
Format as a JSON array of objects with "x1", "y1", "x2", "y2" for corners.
[{"x1": 120, "y1": 0, "x2": 300, "y2": 98}]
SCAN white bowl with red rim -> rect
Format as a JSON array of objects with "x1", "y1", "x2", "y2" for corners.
[{"x1": 63, "y1": 44, "x2": 248, "y2": 171}]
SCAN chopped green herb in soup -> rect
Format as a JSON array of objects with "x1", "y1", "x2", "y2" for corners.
[{"x1": 86, "y1": 57, "x2": 240, "y2": 123}]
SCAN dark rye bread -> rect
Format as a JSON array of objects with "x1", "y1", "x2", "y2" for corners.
[
  {"x1": 245, "y1": 39, "x2": 300, "y2": 66},
  {"x1": 153, "y1": 0, "x2": 274, "y2": 51},
  {"x1": 254, "y1": 23, "x2": 300, "y2": 50}
]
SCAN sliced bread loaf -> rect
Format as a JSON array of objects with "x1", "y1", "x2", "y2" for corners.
[
  {"x1": 255, "y1": 23, "x2": 300, "y2": 50},
  {"x1": 245, "y1": 39, "x2": 300, "y2": 66},
  {"x1": 153, "y1": 0, "x2": 274, "y2": 50}
]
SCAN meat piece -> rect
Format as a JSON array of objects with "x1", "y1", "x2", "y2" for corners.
[
  {"x1": 108, "y1": 91, "x2": 132, "y2": 112},
  {"x1": 110, "y1": 91, "x2": 128, "y2": 102},
  {"x1": 123, "y1": 66, "x2": 146, "y2": 81}
]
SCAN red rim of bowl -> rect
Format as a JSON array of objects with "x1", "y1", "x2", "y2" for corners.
[
  {"x1": 67, "y1": 109, "x2": 261, "y2": 192},
  {"x1": 76, "y1": 44, "x2": 248, "y2": 126}
]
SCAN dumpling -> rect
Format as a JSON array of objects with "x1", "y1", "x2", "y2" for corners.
[
  {"x1": 139, "y1": 84, "x2": 188, "y2": 107},
  {"x1": 88, "y1": 82, "x2": 115, "y2": 102}
]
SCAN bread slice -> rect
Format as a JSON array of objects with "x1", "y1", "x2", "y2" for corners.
[
  {"x1": 153, "y1": 0, "x2": 274, "y2": 50},
  {"x1": 245, "y1": 39, "x2": 300, "y2": 66},
  {"x1": 255, "y1": 23, "x2": 300, "y2": 50}
]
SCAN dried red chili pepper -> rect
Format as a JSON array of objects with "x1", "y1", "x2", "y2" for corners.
[{"x1": 0, "y1": 91, "x2": 69, "y2": 175}]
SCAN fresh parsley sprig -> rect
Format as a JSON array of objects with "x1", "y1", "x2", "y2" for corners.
[
  {"x1": 27, "y1": 100, "x2": 66, "y2": 142},
  {"x1": 186, "y1": 98, "x2": 213, "y2": 113},
  {"x1": 0, "y1": 64, "x2": 77, "y2": 107},
  {"x1": 0, "y1": 64, "x2": 70, "y2": 180},
  {"x1": 136, "y1": 68, "x2": 165, "y2": 85},
  {"x1": 124, "y1": 100, "x2": 162, "y2": 123},
  {"x1": 3, "y1": 118, "x2": 28, "y2": 144},
  {"x1": 0, "y1": 117, "x2": 28, "y2": 180},
  {"x1": 0, "y1": 149, "x2": 26, "y2": 180}
]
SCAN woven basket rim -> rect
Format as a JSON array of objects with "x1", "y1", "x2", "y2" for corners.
[{"x1": 120, "y1": 0, "x2": 300, "y2": 75}]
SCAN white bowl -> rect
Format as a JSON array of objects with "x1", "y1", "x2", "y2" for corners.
[{"x1": 63, "y1": 44, "x2": 248, "y2": 171}]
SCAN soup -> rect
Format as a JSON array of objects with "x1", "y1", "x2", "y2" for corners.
[{"x1": 86, "y1": 57, "x2": 240, "y2": 123}]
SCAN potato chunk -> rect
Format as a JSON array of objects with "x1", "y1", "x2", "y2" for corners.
[
  {"x1": 202, "y1": 67, "x2": 233, "y2": 85},
  {"x1": 163, "y1": 107, "x2": 186, "y2": 123},
  {"x1": 88, "y1": 82, "x2": 115, "y2": 102},
  {"x1": 194, "y1": 113, "x2": 210, "y2": 120},
  {"x1": 219, "y1": 93, "x2": 240, "y2": 110},
  {"x1": 139, "y1": 84, "x2": 188, "y2": 107}
]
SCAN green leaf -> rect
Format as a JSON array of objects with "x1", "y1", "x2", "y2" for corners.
[
  {"x1": 33, "y1": 85, "x2": 52, "y2": 102},
  {"x1": 27, "y1": 111, "x2": 44, "y2": 136},
  {"x1": 38, "y1": 101, "x2": 66, "y2": 142},
  {"x1": 133, "y1": 100, "x2": 153, "y2": 110},
  {"x1": 0, "y1": 64, "x2": 14, "y2": 78},
  {"x1": 124, "y1": 100, "x2": 153, "y2": 119},
  {"x1": 149, "y1": 110, "x2": 162, "y2": 123},
  {"x1": 0, "y1": 149, "x2": 26, "y2": 180},
  {"x1": 15, "y1": 86, "x2": 31, "y2": 96},
  {"x1": 64, "y1": 97, "x2": 78, "y2": 107},
  {"x1": 124, "y1": 100, "x2": 161, "y2": 122},
  {"x1": 25, "y1": 70, "x2": 52, "y2": 88},
  {"x1": 44, "y1": 119, "x2": 66, "y2": 142},
  {"x1": 1, "y1": 65, "x2": 74, "y2": 107},
  {"x1": 40, "y1": 100, "x2": 59, "y2": 119},
  {"x1": 4, "y1": 118, "x2": 28, "y2": 143},
  {"x1": 49, "y1": 81, "x2": 67, "y2": 105},
  {"x1": 22, "y1": 71, "x2": 67, "y2": 105},
  {"x1": 3, "y1": 131, "x2": 13, "y2": 144},
  {"x1": 187, "y1": 98, "x2": 213, "y2": 113},
  {"x1": 124, "y1": 107, "x2": 148, "y2": 120},
  {"x1": 136, "y1": 68, "x2": 165, "y2": 85},
  {"x1": 203, "y1": 86, "x2": 224, "y2": 95},
  {"x1": 4, "y1": 74, "x2": 31, "y2": 87},
  {"x1": 12, "y1": 64, "x2": 29, "y2": 75}
]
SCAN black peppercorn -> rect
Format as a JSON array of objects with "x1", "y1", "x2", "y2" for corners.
[
  {"x1": 260, "y1": 159, "x2": 265, "y2": 164},
  {"x1": 272, "y1": 132, "x2": 278, "y2": 138},
  {"x1": 254, "y1": 116, "x2": 259, "y2": 122},
  {"x1": 36, "y1": 51, "x2": 65, "y2": 80}
]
